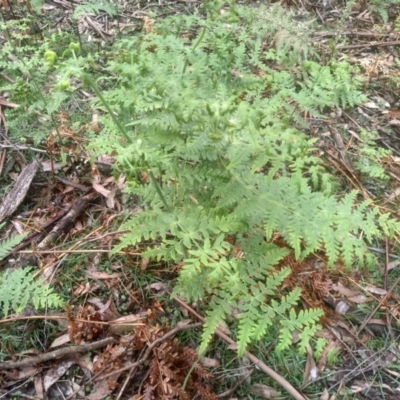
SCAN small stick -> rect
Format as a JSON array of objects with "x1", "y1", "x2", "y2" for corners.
[
  {"x1": 0, "y1": 143, "x2": 47, "y2": 153},
  {"x1": 356, "y1": 275, "x2": 400, "y2": 335},
  {"x1": 338, "y1": 40, "x2": 400, "y2": 50},
  {"x1": 329, "y1": 127, "x2": 354, "y2": 173},
  {"x1": 313, "y1": 31, "x2": 399, "y2": 38},
  {"x1": 384, "y1": 237, "x2": 389, "y2": 291}
]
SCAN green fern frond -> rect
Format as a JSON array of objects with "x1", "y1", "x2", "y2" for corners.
[
  {"x1": 0, "y1": 233, "x2": 63, "y2": 317},
  {"x1": 0, "y1": 267, "x2": 64, "y2": 317},
  {"x1": 86, "y1": 4, "x2": 399, "y2": 357},
  {"x1": 200, "y1": 295, "x2": 229, "y2": 354},
  {"x1": 0, "y1": 234, "x2": 26, "y2": 261},
  {"x1": 73, "y1": 0, "x2": 118, "y2": 19}
]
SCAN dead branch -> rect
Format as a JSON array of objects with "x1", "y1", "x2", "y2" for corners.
[
  {"x1": 0, "y1": 337, "x2": 115, "y2": 371},
  {"x1": 0, "y1": 314, "x2": 145, "y2": 327}
]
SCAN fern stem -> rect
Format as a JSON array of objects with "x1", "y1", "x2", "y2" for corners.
[
  {"x1": 147, "y1": 170, "x2": 171, "y2": 213},
  {"x1": 182, "y1": 25, "x2": 207, "y2": 74},
  {"x1": 182, "y1": 357, "x2": 200, "y2": 391},
  {"x1": 81, "y1": 74, "x2": 175, "y2": 214},
  {"x1": 82, "y1": 73, "x2": 131, "y2": 144}
]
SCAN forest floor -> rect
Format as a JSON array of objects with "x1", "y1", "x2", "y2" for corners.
[{"x1": 1, "y1": 0, "x2": 400, "y2": 399}]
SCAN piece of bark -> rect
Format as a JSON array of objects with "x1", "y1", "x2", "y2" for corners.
[
  {"x1": 37, "y1": 191, "x2": 97, "y2": 250},
  {"x1": 0, "y1": 160, "x2": 39, "y2": 224}
]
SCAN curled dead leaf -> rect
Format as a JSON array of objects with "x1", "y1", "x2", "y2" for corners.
[{"x1": 248, "y1": 383, "x2": 278, "y2": 399}]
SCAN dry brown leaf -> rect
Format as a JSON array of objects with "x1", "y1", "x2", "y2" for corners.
[
  {"x1": 332, "y1": 282, "x2": 359, "y2": 297},
  {"x1": 34, "y1": 375, "x2": 44, "y2": 399},
  {"x1": 319, "y1": 388, "x2": 330, "y2": 400},
  {"x1": 109, "y1": 313, "x2": 147, "y2": 335},
  {"x1": 317, "y1": 339, "x2": 341, "y2": 371},
  {"x1": 87, "y1": 379, "x2": 111, "y2": 400},
  {"x1": 73, "y1": 282, "x2": 92, "y2": 296},
  {"x1": 362, "y1": 101, "x2": 380, "y2": 109},
  {"x1": 200, "y1": 356, "x2": 220, "y2": 368},
  {"x1": 347, "y1": 294, "x2": 372, "y2": 303},
  {"x1": 146, "y1": 281, "x2": 169, "y2": 294},
  {"x1": 97, "y1": 154, "x2": 114, "y2": 164},
  {"x1": 41, "y1": 160, "x2": 63, "y2": 172},
  {"x1": 43, "y1": 360, "x2": 75, "y2": 391},
  {"x1": 387, "y1": 259, "x2": 400, "y2": 271},
  {"x1": 368, "y1": 318, "x2": 387, "y2": 326},
  {"x1": 141, "y1": 257, "x2": 150, "y2": 270},
  {"x1": 17, "y1": 348, "x2": 42, "y2": 357},
  {"x1": 50, "y1": 333, "x2": 71, "y2": 348},
  {"x1": 315, "y1": 328, "x2": 335, "y2": 340},
  {"x1": 106, "y1": 186, "x2": 117, "y2": 209},
  {"x1": 92, "y1": 181, "x2": 111, "y2": 197},
  {"x1": 350, "y1": 380, "x2": 371, "y2": 393},
  {"x1": 301, "y1": 344, "x2": 318, "y2": 388},
  {"x1": 335, "y1": 300, "x2": 350, "y2": 315},
  {"x1": 217, "y1": 320, "x2": 231, "y2": 335},
  {"x1": 11, "y1": 219, "x2": 25, "y2": 234},
  {"x1": 85, "y1": 269, "x2": 122, "y2": 280},
  {"x1": 248, "y1": 383, "x2": 277, "y2": 399},
  {"x1": 365, "y1": 286, "x2": 387, "y2": 295},
  {"x1": 88, "y1": 296, "x2": 112, "y2": 313}
]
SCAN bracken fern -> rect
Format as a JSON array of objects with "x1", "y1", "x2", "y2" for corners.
[
  {"x1": 74, "y1": 4, "x2": 399, "y2": 355},
  {"x1": 0, "y1": 231, "x2": 63, "y2": 317}
]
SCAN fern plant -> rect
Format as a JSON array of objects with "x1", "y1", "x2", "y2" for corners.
[
  {"x1": 368, "y1": 0, "x2": 400, "y2": 23},
  {"x1": 0, "y1": 233, "x2": 64, "y2": 317},
  {"x1": 73, "y1": 0, "x2": 119, "y2": 20},
  {"x1": 353, "y1": 128, "x2": 390, "y2": 181},
  {"x1": 0, "y1": 19, "x2": 70, "y2": 145},
  {"x1": 59, "y1": 4, "x2": 399, "y2": 355}
]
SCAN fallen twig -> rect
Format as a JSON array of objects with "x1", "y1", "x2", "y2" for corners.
[
  {"x1": 0, "y1": 143, "x2": 47, "y2": 153},
  {"x1": 36, "y1": 191, "x2": 98, "y2": 250},
  {"x1": 313, "y1": 31, "x2": 399, "y2": 38},
  {"x1": 329, "y1": 126, "x2": 354, "y2": 173},
  {"x1": 356, "y1": 275, "x2": 400, "y2": 335},
  {"x1": 0, "y1": 337, "x2": 115, "y2": 371},
  {"x1": 173, "y1": 297, "x2": 308, "y2": 400},
  {"x1": 337, "y1": 40, "x2": 400, "y2": 49}
]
